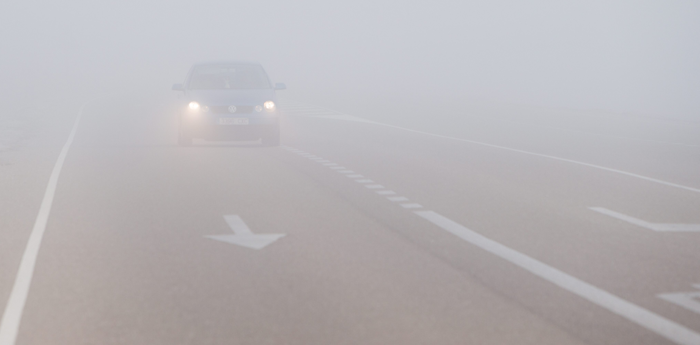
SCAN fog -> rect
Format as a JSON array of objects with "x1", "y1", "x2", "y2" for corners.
[
  {"x1": 1, "y1": 0, "x2": 699, "y2": 119},
  {"x1": 4, "y1": 1, "x2": 700, "y2": 344}
]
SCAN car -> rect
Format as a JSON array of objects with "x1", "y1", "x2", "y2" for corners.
[{"x1": 172, "y1": 61, "x2": 286, "y2": 146}]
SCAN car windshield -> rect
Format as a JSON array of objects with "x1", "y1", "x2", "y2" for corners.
[{"x1": 188, "y1": 64, "x2": 271, "y2": 90}]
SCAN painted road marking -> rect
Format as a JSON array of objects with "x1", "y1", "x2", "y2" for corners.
[
  {"x1": 283, "y1": 144, "x2": 700, "y2": 345},
  {"x1": 415, "y1": 210, "x2": 700, "y2": 345},
  {"x1": 365, "y1": 184, "x2": 384, "y2": 189},
  {"x1": 285, "y1": 109, "x2": 340, "y2": 114},
  {"x1": 323, "y1": 163, "x2": 338, "y2": 166},
  {"x1": 356, "y1": 179, "x2": 373, "y2": 183},
  {"x1": 330, "y1": 166, "x2": 346, "y2": 170},
  {"x1": 387, "y1": 196, "x2": 409, "y2": 202},
  {"x1": 347, "y1": 174, "x2": 363, "y2": 178},
  {"x1": 293, "y1": 105, "x2": 700, "y2": 194},
  {"x1": 590, "y1": 207, "x2": 700, "y2": 232},
  {"x1": 310, "y1": 114, "x2": 380, "y2": 124},
  {"x1": 338, "y1": 170, "x2": 354, "y2": 174},
  {"x1": 0, "y1": 101, "x2": 90, "y2": 345},
  {"x1": 205, "y1": 215, "x2": 285, "y2": 250},
  {"x1": 659, "y1": 285, "x2": 700, "y2": 316},
  {"x1": 490, "y1": 116, "x2": 700, "y2": 148}
]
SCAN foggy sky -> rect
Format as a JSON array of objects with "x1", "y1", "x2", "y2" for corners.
[{"x1": 1, "y1": 0, "x2": 698, "y2": 118}]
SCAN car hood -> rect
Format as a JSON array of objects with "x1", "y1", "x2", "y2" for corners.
[{"x1": 186, "y1": 89, "x2": 276, "y2": 105}]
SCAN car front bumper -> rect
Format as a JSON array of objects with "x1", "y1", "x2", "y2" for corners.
[{"x1": 181, "y1": 113, "x2": 279, "y2": 141}]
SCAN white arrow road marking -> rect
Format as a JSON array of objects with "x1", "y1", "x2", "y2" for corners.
[
  {"x1": 659, "y1": 285, "x2": 700, "y2": 316},
  {"x1": 205, "y1": 215, "x2": 285, "y2": 250},
  {"x1": 590, "y1": 207, "x2": 700, "y2": 232},
  {"x1": 415, "y1": 210, "x2": 700, "y2": 345}
]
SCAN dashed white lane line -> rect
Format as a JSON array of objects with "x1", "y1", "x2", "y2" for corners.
[
  {"x1": 330, "y1": 166, "x2": 346, "y2": 170},
  {"x1": 338, "y1": 170, "x2": 354, "y2": 174},
  {"x1": 322, "y1": 163, "x2": 338, "y2": 166},
  {"x1": 346, "y1": 174, "x2": 363, "y2": 178},
  {"x1": 387, "y1": 196, "x2": 409, "y2": 202},
  {"x1": 281, "y1": 144, "x2": 700, "y2": 345},
  {"x1": 0, "y1": 101, "x2": 89, "y2": 345},
  {"x1": 356, "y1": 179, "x2": 374, "y2": 183}
]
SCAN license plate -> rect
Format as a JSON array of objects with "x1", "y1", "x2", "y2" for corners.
[{"x1": 218, "y1": 118, "x2": 249, "y2": 125}]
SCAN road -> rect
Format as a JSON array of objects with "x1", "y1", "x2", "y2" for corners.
[{"x1": 1, "y1": 93, "x2": 700, "y2": 344}]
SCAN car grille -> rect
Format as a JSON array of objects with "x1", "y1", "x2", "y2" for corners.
[{"x1": 208, "y1": 105, "x2": 255, "y2": 114}]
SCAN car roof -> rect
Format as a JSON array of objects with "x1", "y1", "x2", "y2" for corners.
[{"x1": 192, "y1": 60, "x2": 262, "y2": 67}]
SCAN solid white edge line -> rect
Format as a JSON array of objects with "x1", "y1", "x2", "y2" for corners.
[
  {"x1": 300, "y1": 106, "x2": 700, "y2": 194},
  {"x1": 380, "y1": 122, "x2": 700, "y2": 194},
  {"x1": 0, "y1": 101, "x2": 87, "y2": 345},
  {"x1": 415, "y1": 210, "x2": 700, "y2": 345}
]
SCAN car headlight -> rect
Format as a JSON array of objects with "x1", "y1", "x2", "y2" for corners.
[
  {"x1": 263, "y1": 101, "x2": 275, "y2": 111},
  {"x1": 188, "y1": 101, "x2": 200, "y2": 110}
]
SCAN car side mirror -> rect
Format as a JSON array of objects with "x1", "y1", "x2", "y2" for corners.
[
  {"x1": 274, "y1": 83, "x2": 286, "y2": 90},
  {"x1": 172, "y1": 83, "x2": 184, "y2": 91}
]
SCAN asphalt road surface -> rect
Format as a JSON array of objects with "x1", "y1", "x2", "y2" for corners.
[{"x1": 1, "y1": 93, "x2": 700, "y2": 345}]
